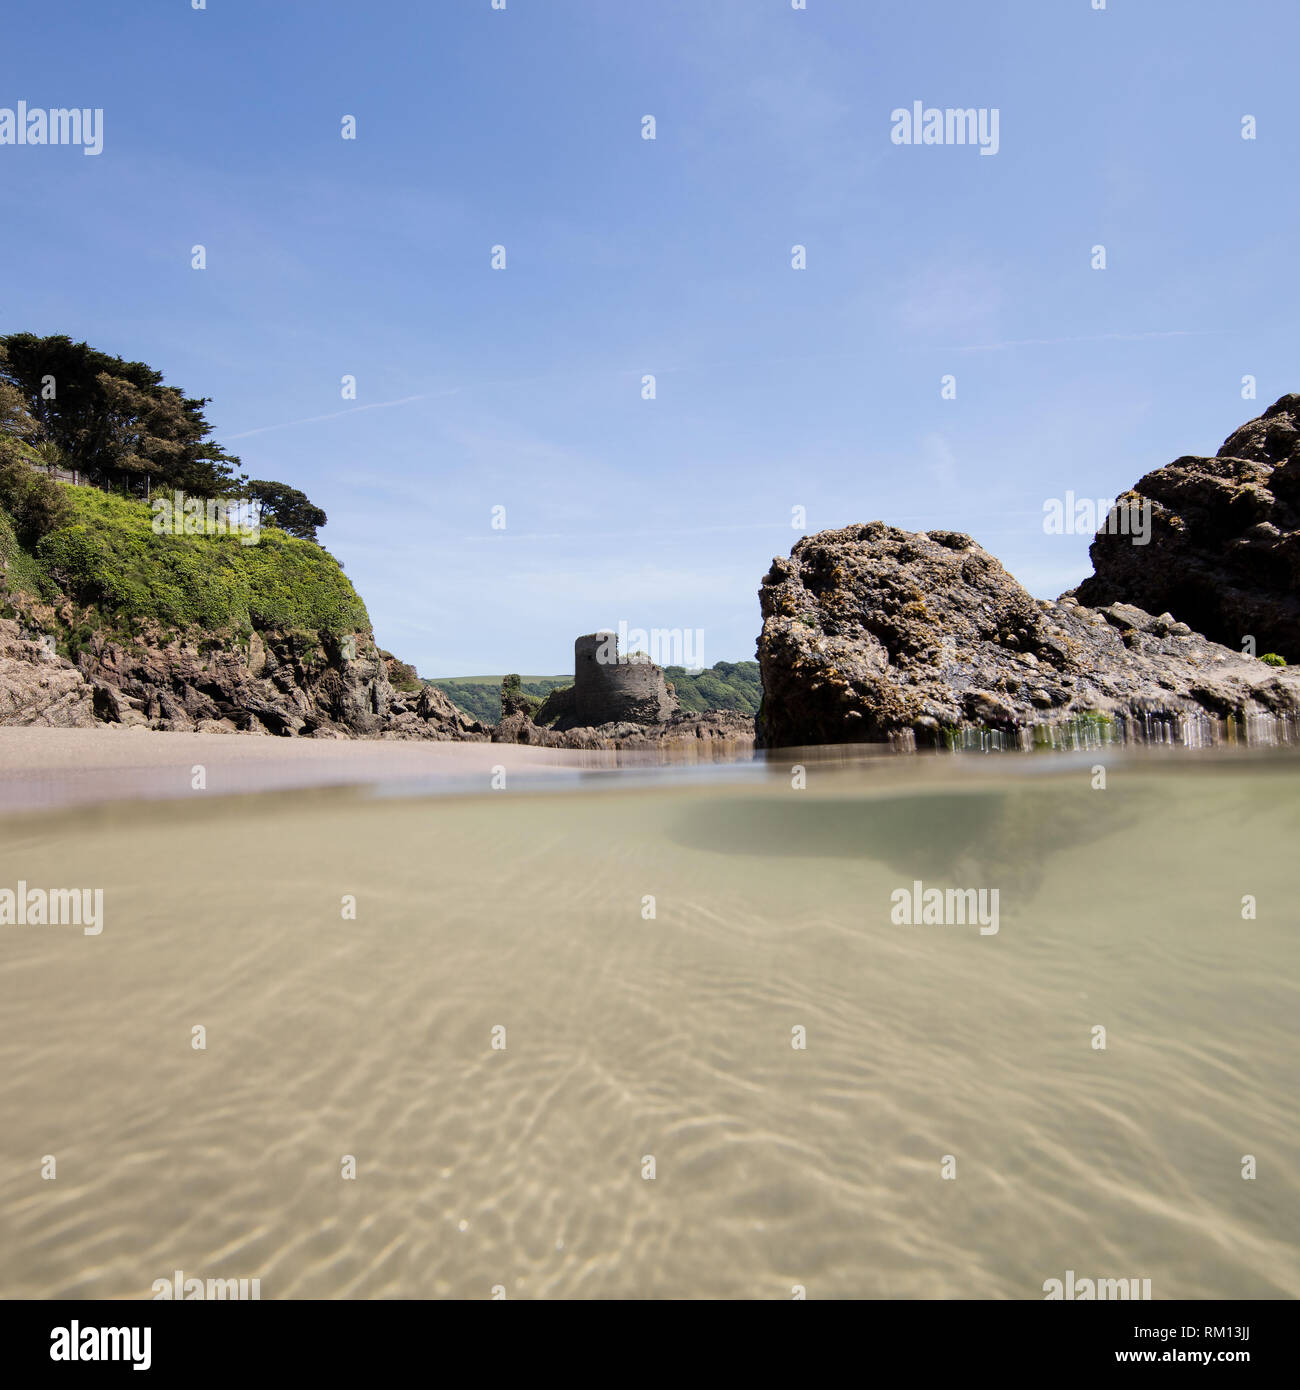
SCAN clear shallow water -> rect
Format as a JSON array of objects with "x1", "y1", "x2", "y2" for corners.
[{"x1": 1, "y1": 750, "x2": 1297, "y2": 1299}]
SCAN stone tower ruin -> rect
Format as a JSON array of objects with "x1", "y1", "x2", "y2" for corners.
[{"x1": 573, "y1": 632, "x2": 678, "y2": 725}]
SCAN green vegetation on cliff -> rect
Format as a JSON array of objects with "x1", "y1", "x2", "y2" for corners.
[
  {"x1": 2, "y1": 334, "x2": 363, "y2": 652},
  {"x1": 0, "y1": 472, "x2": 369, "y2": 641},
  {"x1": 0, "y1": 500, "x2": 46, "y2": 597}
]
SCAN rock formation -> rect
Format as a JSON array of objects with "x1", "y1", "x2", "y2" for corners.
[
  {"x1": 0, "y1": 601, "x2": 485, "y2": 740},
  {"x1": 492, "y1": 704, "x2": 753, "y2": 752},
  {"x1": 1076, "y1": 393, "x2": 1300, "y2": 659},
  {"x1": 0, "y1": 619, "x2": 96, "y2": 727},
  {"x1": 756, "y1": 523, "x2": 1300, "y2": 750},
  {"x1": 0, "y1": 472, "x2": 489, "y2": 738}
]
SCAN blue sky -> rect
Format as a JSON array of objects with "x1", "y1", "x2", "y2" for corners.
[{"x1": 2, "y1": 0, "x2": 1297, "y2": 674}]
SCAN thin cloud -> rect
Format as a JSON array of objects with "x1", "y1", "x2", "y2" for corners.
[
  {"x1": 226, "y1": 389, "x2": 461, "y2": 439},
  {"x1": 458, "y1": 522, "x2": 794, "y2": 544}
]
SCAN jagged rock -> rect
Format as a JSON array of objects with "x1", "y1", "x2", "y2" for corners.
[
  {"x1": 90, "y1": 679, "x2": 149, "y2": 727},
  {"x1": 1076, "y1": 393, "x2": 1300, "y2": 659},
  {"x1": 533, "y1": 683, "x2": 575, "y2": 726},
  {"x1": 0, "y1": 592, "x2": 488, "y2": 740},
  {"x1": 756, "y1": 523, "x2": 1300, "y2": 749},
  {"x1": 378, "y1": 679, "x2": 490, "y2": 741},
  {"x1": 491, "y1": 708, "x2": 558, "y2": 745},
  {"x1": 0, "y1": 618, "x2": 97, "y2": 727},
  {"x1": 491, "y1": 707, "x2": 753, "y2": 751}
]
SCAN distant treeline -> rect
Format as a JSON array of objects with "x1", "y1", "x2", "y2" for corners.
[
  {"x1": 432, "y1": 660, "x2": 762, "y2": 725},
  {"x1": 663, "y1": 660, "x2": 761, "y2": 714}
]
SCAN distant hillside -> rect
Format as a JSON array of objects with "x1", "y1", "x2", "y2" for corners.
[
  {"x1": 429, "y1": 676, "x2": 570, "y2": 724},
  {"x1": 664, "y1": 660, "x2": 761, "y2": 714},
  {"x1": 432, "y1": 660, "x2": 762, "y2": 725}
]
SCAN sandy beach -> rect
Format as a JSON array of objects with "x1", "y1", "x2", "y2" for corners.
[{"x1": 0, "y1": 727, "x2": 628, "y2": 814}]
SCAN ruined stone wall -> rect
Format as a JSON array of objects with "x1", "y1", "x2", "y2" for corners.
[{"x1": 573, "y1": 632, "x2": 678, "y2": 725}]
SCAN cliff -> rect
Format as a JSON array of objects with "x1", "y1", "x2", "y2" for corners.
[{"x1": 0, "y1": 482, "x2": 483, "y2": 739}]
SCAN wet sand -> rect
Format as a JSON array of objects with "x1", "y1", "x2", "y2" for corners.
[{"x1": 0, "y1": 726, "x2": 613, "y2": 813}]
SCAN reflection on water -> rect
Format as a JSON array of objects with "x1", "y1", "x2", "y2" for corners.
[{"x1": 1, "y1": 750, "x2": 1297, "y2": 1299}]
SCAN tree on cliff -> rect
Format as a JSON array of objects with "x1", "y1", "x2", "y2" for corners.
[
  {"x1": 0, "y1": 335, "x2": 327, "y2": 536},
  {"x1": 0, "y1": 440, "x2": 73, "y2": 546},
  {"x1": 0, "y1": 346, "x2": 38, "y2": 441},
  {"x1": 245, "y1": 480, "x2": 327, "y2": 542},
  {"x1": 0, "y1": 346, "x2": 72, "y2": 542},
  {"x1": 0, "y1": 334, "x2": 244, "y2": 496}
]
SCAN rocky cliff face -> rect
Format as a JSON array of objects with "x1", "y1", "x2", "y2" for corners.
[
  {"x1": 0, "y1": 599, "x2": 485, "y2": 740},
  {"x1": 0, "y1": 619, "x2": 96, "y2": 727},
  {"x1": 1076, "y1": 394, "x2": 1300, "y2": 659},
  {"x1": 85, "y1": 625, "x2": 484, "y2": 739},
  {"x1": 0, "y1": 477, "x2": 490, "y2": 739},
  {"x1": 756, "y1": 523, "x2": 1300, "y2": 750}
]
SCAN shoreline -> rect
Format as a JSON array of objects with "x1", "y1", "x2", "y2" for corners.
[
  {"x1": 6, "y1": 724, "x2": 1300, "y2": 820},
  {"x1": 0, "y1": 726, "x2": 643, "y2": 815}
]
